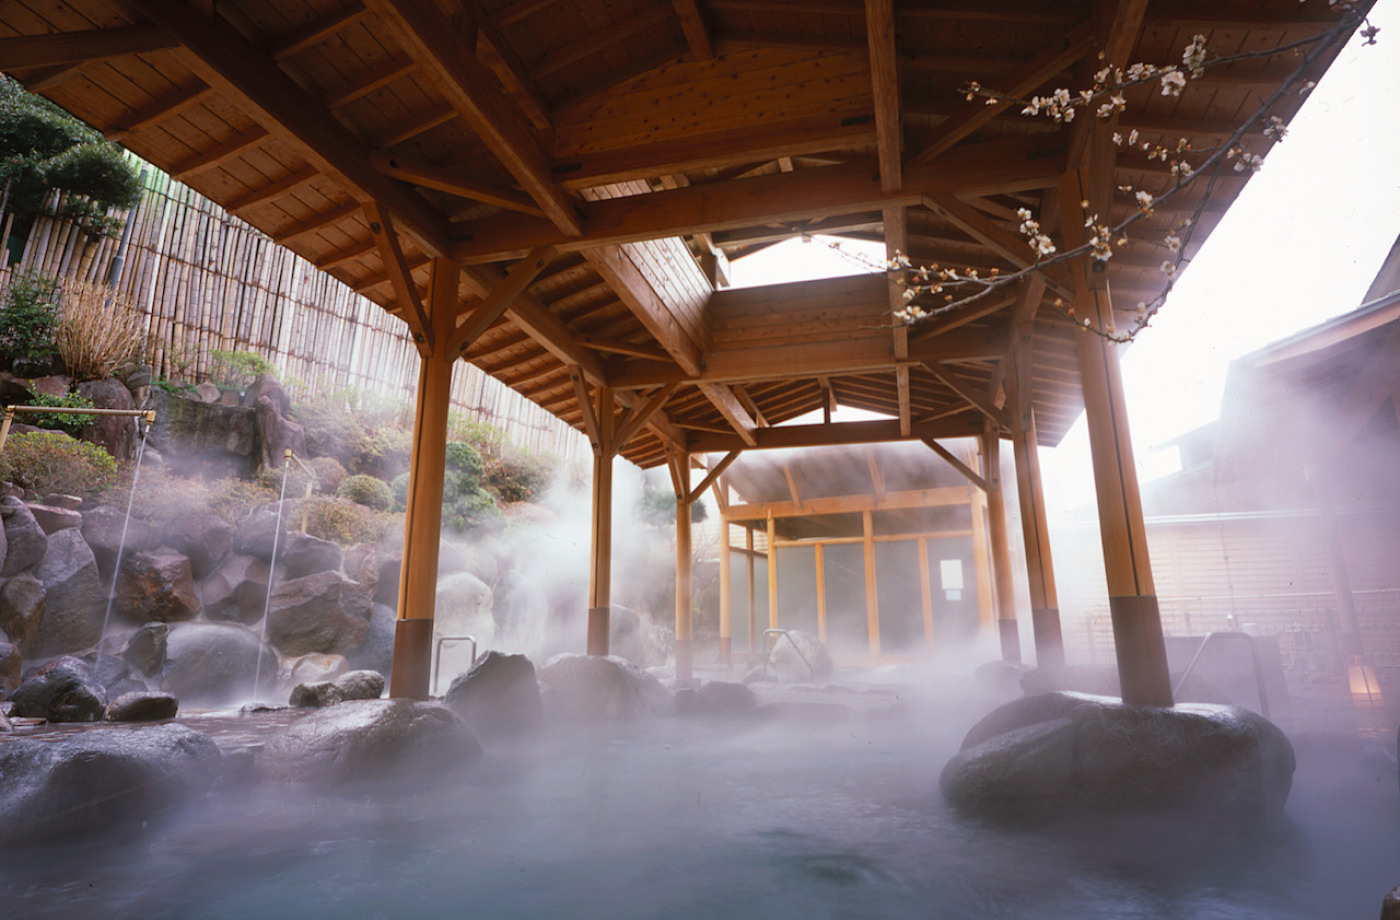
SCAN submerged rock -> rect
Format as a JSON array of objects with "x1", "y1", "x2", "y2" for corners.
[
  {"x1": 677, "y1": 680, "x2": 758, "y2": 719},
  {"x1": 289, "y1": 669, "x2": 385, "y2": 708},
  {"x1": 106, "y1": 690, "x2": 179, "y2": 722},
  {"x1": 262, "y1": 699, "x2": 479, "y2": 785},
  {"x1": 162, "y1": 621, "x2": 279, "y2": 707},
  {"x1": 766, "y1": 628, "x2": 834, "y2": 682},
  {"x1": 443, "y1": 651, "x2": 542, "y2": 741},
  {"x1": 537, "y1": 653, "x2": 673, "y2": 721},
  {"x1": 0, "y1": 723, "x2": 222, "y2": 844},
  {"x1": 940, "y1": 691, "x2": 1295, "y2": 827},
  {"x1": 8, "y1": 656, "x2": 106, "y2": 722}
]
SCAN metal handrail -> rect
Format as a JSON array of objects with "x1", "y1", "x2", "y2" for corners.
[
  {"x1": 432, "y1": 635, "x2": 478, "y2": 696},
  {"x1": 1, "y1": 404, "x2": 156, "y2": 452},
  {"x1": 1173, "y1": 630, "x2": 1271, "y2": 719},
  {"x1": 762, "y1": 628, "x2": 815, "y2": 681}
]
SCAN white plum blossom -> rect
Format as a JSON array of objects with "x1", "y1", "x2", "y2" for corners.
[{"x1": 1160, "y1": 70, "x2": 1187, "y2": 96}]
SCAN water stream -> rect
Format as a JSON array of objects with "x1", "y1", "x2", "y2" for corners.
[
  {"x1": 252, "y1": 449, "x2": 292, "y2": 698},
  {"x1": 97, "y1": 411, "x2": 153, "y2": 655}
]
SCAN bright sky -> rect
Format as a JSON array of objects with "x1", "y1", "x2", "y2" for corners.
[{"x1": 730, "y1": 0, "x2": 1400, "y2": 517}]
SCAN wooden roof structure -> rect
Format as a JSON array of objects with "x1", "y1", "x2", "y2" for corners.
[{"x1": 0, "y1": 0, "x2": 1370, "y2": 471}]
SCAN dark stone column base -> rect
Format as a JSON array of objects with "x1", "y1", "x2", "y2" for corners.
[
  {"x1": 587, "y1": 606, "x2": 610, "y2": 656},
  {"x1": 1109, "y1": 594, "x2": 1173, "y2": 706},
  {"x1": 998, "y1": 618, "x2": 1021, "y2": 664},
  {"x1": 388, "y1": 617, "x2": 433, "y2": 700},
  {"x1": 1032, "y1": 607, "x2": 1065, "y2": 670}
]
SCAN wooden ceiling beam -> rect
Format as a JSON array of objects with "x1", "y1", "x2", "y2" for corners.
[
  {"x1": 577, "y1": 335, "x2": 670, "y2": 361},
  {"x1": 865, "y1": 0, "x2": 901, "y2": 195},
  {"x1": 227, "y1": 168, "x2": 320, "y2": 216},
  {"x1": 369, "y1": 151, "x2": 543, "y2": 216},
  {"x1": 0, "y1": 24, "x2": 176, "y2": 69},
  {"x1": 377, "y1": 105, "x2": 458, "y2": 149},
  {"x1": 584, "y1": 246, "x2": 704, "y2": 377},
  {"x1": 273, "y1": 201, "x2": 362, "y2": 246},
  {"x1": 169, "y1": 128, "x2": 270, "y2": 181},
  {"x1": 924, "y1": 359, "x2": 1010, "y2": 429},
  {"x1": 271, "y1": 5, "x2": 370, "y2": 61},
  {"x1": 364, "y1": 202, "x2": 432, "y2": 351},
  {"x1": 122, "y1": 0, "x2": 451, "y2": 257},
  {"x1": 460, "y1": 0, "x2": 552, "y2": 129},
  {"x1": 616, "y1": 382, "x2": 681, "y2": 450},
  {"x1": 698, "y1": 383, "x2": 760, "y2": 447},
  {"x1": 446, "y1": 245, "x2": 556, "y2": 355},
  {"x1": 689, "y1": 415, "x2": 987, "y2": 455},
  {"x1": 922, "y1": 192, "x2": 1074, "y2": 299},
  {"x1": 672, "y1": 0, "x2": 715, "y2": 60},
  {"x1": 106, "y1": 83, "x2": 215, "y2": 141},
  {"x1": 315, "y1": 239, "x2": 376, "y2": 272},
  {"x1": 452, "y1": 135, "x2": 1066, "y2": 261},
  {"x1": 365, "y1": 0, "x2": 583, "y2": 237},
  {"x1": 325, "y1": 59, "x2": 416, "y2": 110},
  {"x1": 529, "y1": 3, "x2": 674, "y2": 79},
  {"x1": 459, "y1": 264, "x2": 607, "y2": 385},
  {"x1": 715, "y1": 30, "x2": 866, "y2": 52}
]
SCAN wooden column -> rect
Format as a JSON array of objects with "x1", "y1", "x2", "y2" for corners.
[
  {"x1": 719, "y1": 517, "x2": 732, "y2": 665},
  {"x1": 390, "y1": 258, "x2": 458, "y2": 700},
  {"x1": 863, "y1": 509, "x2": 881, "y2": 657},
  {"x1": 981, "y1": 428, "x2": 1020, "y2": 663},
  {"x1": 746, "y1": 527, "x2": 756, "y2": 652},
  {"x1": 918, "y1": 536, "x2": 934, "y2": 649},
  {"x1": 1008, "y1": 341, "x2": 1064, "y2": 669},
  {"x1": 587, "y1": 386, "x2": 616, "y2": 656},
  {"x1": 766, "y1": 512, "x2": 778, "y2": 631},
  {"x1": 814, "y1": 542, "x2": 828, "y2": 644},
  {"x1": 969, "y1": 486, "x2": 995, "y2": 634},
  {"x1": 674, "y1": 450, "x2": 694, "y2": 683}
]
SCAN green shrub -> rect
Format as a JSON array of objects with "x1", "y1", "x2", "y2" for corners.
[
  {"x1": 307, "y1": 456, "x2": 348, "y2": 494},
  {"x1": 352, "y1": 427, "x2": 411, "y2": 479},
  {"x1": 0, "y1": 430, "x2": 117, "y2": 496},
  {"x1": 207, "y1": 349, "x2": 275, "y2": 390},
  {"x1": 256, "y1": 463, "x2": 316, "y2": 498},
  {"x1": 297, "y1": 403, "x2": 365, "y2": 467},
  {"x1": 486, "y1": 449, "x2": 557, "y2": 503},
  {"x1": 297, "y1": 495, "x2": 400, "y2": 545},
  {"x1": 443, "y1": 488, "x2": 502, "y2": 533},
  {"x1": 204, "y1": 476, "x2": 279, "y2": 526},
  {"x1": 101, "y1": 469, "x2": 276, "y2": 528},
  {"x1": 0, "y1": 271, "x2": 60, "y2": 366},
  {"x1": 42, "y1": 143, "x2": 143, "y2": 238},
  {"x1": 26, "y1": 390, "x2": 95, "y2": 436},
  {"x1": 390, "y1": 472, "x2": 410, "y2": 510},
  {"x1": 444, "y1": 441, "x2": 485, "y2": 497},
  {"x1": 337, "y1": 473, "x2": 392, "y2": 511}
]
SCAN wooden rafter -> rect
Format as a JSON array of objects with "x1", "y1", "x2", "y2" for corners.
[
  {"x1": 369, "y1": 152, "x2": 543, "y2": 217},
  {"x1": 689, "y1": 415, "x2": 986, "y2": 454},
  {"x1": 460, "y1": 0, "x2": 552, "y2": 129},
  {"x1": 616, "y1": 382, "x2": 680, "y2": 450},
  {"x1": 106, "y1": 83, "x2": 215, "y2": 141},
  {"x1": 273, "y1": 201, "x2": 360, "y2": 246},
  {"x1": 924, "y1": 359, "x2": 1010, "y2": 429},
  {"x1": 528, "y1": 3, "x2": 674, "y2": 79},
  {"x1": 672, "y1": 0, "x2": 715, "y2": 60},
  {"x1": 446, "y1": 245, "x2": 556, "y2": 355},
  {"x1": 692, "y1": 450, "x2": 740, "y2": 504},
  {"x1": 922, "y1": 192, "x2": 1074, "y2": 299},
  {"x1": 0, "y1": 24, "x2": 176, "y2": 69},
  {"x1": 865, "y1": 0, "x2": 901, "y2": 194},
  {"x1": 169, "y1": 128, "x2": 269, "y2": 180},
  {"x1": 923, "y1": 437, "x2": 988, "y2": 492},
  {"x1": 363, "y1": 201, "x2": 432, "y2": 351},
  {"x1": 227, "y1": 168, "x2": 319, "y2": 215},
  {"x1": 584, "y1": 246, "x2": 704, "y2": 377},
  {"x1": 698, "y1": 383, "x2": 760, "y2": 447},
  {"x1": 271, "y1": 6, "x2": 371, "y2": 61}
]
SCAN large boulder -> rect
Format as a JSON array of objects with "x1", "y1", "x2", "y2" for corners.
[
  {"x1": 939, "y1": 692, "x2": 1296, "y2": 827},
  {"x1": 121, "y1": 622, "x2": 168, "y2": 677},
  {"x1": 289, "y1": 669, "x2": 385, "y2": 708},
  {"x1": 31, "y1": 528, "x2": 106, "y2": 657},
  {"x1": 232, "y1": 507, "x2": 286, "y2": 561},
  {"x1": 105, "y1": 690, "x2": 179, "y2": 722},
  {"x1": 200, "y1": 554, "x2": 272, "y2": 624},
  {"x1": 433, "y1": 572, "x2": 495, "y2": 682},
  {"x1": 0, "y1": 497, "x2": 47, "y2": 577},
  {"x1": 346, "y1": 602, "x2": 395, "y2": 678},
  {"x1": 26, "y1": 503, "x2": 81, "y2": 535},
  {"x1": 342, "y1": 542, "x2": 380, "y2": 588},
  {"x1": 8, "y1": 655, "x2": 106, "y2": 722},
  {"x1": 677, "y1": 680, "x2": 759, "y2": 719},
  {"x1": 0, "y1": 639, "x2": 21, "y2": 697},
  {"x1": 0, "y1": 723, "x2": 222, "y2": 843},
  {"x1": 766, "y1": 628, "x2": 834, "y2": 682},
  {"x1": 288, "y1": 652, "x2": 349, "y2": 687},
  {"x1": 77, "y1": 377, "x2": 138, "y2": 461},
  {"x1": 116, "y1": 548, "x2": 201, "y2": 623},
  {"x1": 261, "y1": 699, "x2": 479, "y2": 785},
  {"x1": 0, "y1": 572, "x2": 45, "y2": 655},
  {"x1": 265, "y1": 571, "x2": 372, "y2": 656},
  {"x1": 254, "y1": 395, "x2": 306, "y2": 474},
  {"x1": 443, "y1": 651, "x2": 542, "y2": 741},
  {"x1": 162, "y1": 621, "x2": 279, "y2": 706},
  {"x1": 242, "y1": 375, "x2": 291, "y2": 417},
  {"x1": 162, "y1": 512, "x2": 234, "y2": 580},
  {"x1": 279, "y1": 531, "x2": 342, "y2": 580},
  {"x1": 148, "y1": 389, "x2": 258, "y2": 479},
  {"x1": 81, "y1": 506, "x2": 158, "y2": 583},
  {"x1": 537, "y1": 654, "x2": 674, "y2": 721}
]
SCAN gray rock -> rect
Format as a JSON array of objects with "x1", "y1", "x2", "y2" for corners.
[
  {"x1": 8, "y1": 655, "x2": 106, "y2": 722},
  {"x1": 83, "y1": 651, "x2": 148, "y2": 700},
  {"x1": 194, "y1": 381, "x2": 220, "y2": 403},
  {"x1": 26, "y1": 502, "x2": 81, "y2": 535},
  {"x1": 374, "y1": 552, "x2": 401, "y2": 607},
  {"x1": 42, "y1": 493, "x2": 82, "y2": 511},
  {"x1": 434, "y1": 572, "x2": 495, "y2": 681},
  {"x1": 346, "y1": 602, "x2": 395, "y2": 677},
  {"x1": 0, "y1": 496, "x2": 47, "y2": 577},
  {"x1": 116, "y1": 548, "x2": 201, "y2": 623},
  {"x1": 443, "y1": 651, "x2": 542, "y2": 741},
  {"x1": 77, "y1": 377, "x2": 138, "y2": 461},
  {"x1": 288, "y1": 652, "x2": 348, "y2": 687},
  {"x1": 122, "y1": 622, "x2": 168, "y2": 676},
  {"x1": 232, "y1": 508, "x2": 285, "y2": 561},
  {"x1": 254, "y1": 395, "x2": 306, "y2": 474},
  {"x1": 0, "y1": 707, "x2": 10, "y2": 732},
  {"x1": 766, "y1": 628, "x2": 834, "y2": 682},
  {"x1": 262, "y1": 699, "x2": 479, "y2": 785},
  {"x1": 162, "y1": 621, "x2": 279, "y2": 707},
  {"x1": 81, "y1": 505, "x2": 158, "y2": 583},
  {"x1": 280, "y1": 531, "x2": 343, "y2": 580},
  {"x1": 0, "y1": 573, "x2": 45, "y2": 655},
  {"x1": 1384, "y1": 885, "x2": 1400, "y2": 920},
  {"x1": 677, "y1": 680, "x2": 758, "y2": 719},
  {"x1": 106, "y1": 690, "x2": 179, "y2": 722},
  {"x1": 537, "y1": 653, "x2": 674, "y2": 721},
  {"x1": 162, "y1": 512, "x2": 234, "y2": 580},
  {"x1": 121, "y1": 364, "x2": 153, "y2": 391},
  {"x1": 27, "y1": 374, "x2": 69, "y2": 398},
  {"x1": 147, "y1": 389, "x2": 257, "y2": 480},
  {"x1": 940, "y1": 691, "x2": 1296, "y2": 826},
  {"x1": 265, "y1": 571, "x2": 372, "y2": 656},
  {"x1": 242, "y1": 375, "x2": 291, "y2": 417},
  {"x1": 289, "y1": 668, "x2": 384, "y2": 708},
  {"x1": 200, "y1": 554, "x2": 271, "y2": 624},
  {"x1": 342, "y1": 542, "x2": 379, "y2": 587},
  {"x1": 0, "y1": 722, "x2": 222, "y2": 843},
  {"x1": 31, "y1": 528, "x2": 105, "y2": 658},
  {"x1": 0, "y1": 639, "x2": 20, "y2": 697}
]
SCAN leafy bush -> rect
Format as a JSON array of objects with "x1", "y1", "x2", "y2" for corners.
[
  {"x1": 53, "y1": 280, "x2": 146, "y2": 381},
  {"x1": 336, "y1": 473, "x2": 392, "y2": 511},
  {"x1": 444, "y1": 441, "x2": 485, "y2": 496},
  {"x1": 41, "y1": 143, "x2": 143, "y2": 238},
  {"x1": 352, "y1": 427, "x2": 412, "y2": 479},
  {"x1": 486, "y1": 449, "x2": 557, "y2": 503},
  {"x1": 297, "y1": 495, "x2": 400, "y2": 545},
  {"x1": 207, "y1": 349, "x2": 275, "y2": 390},
  {"x1": 256, "y1": 463, "x2": 316, "y2": 499},
  {"x1": 0, "y1": 430, "x2": 117, "y2": 496},
  {"x1": 26, "y1": 390, "x2": 96, "y2": 436},
  {"x1": 102, "y1": 469, "x2": 276, "y2": 529},
  {"x1": 443, "y1": 488, "x2": 503, "y2": 533},
  {"x1": 307, "y1": 456, "x2": 348, "y2": 494},
  {"x1": 0, "y1": 271, "x2": 60, "y2": 366},
  {"x1": 390, "y1": 472, "x2": 410, "y2": 510},
  {"x1": 297, "y1": 403, "x2": 365, "y2": 467}
]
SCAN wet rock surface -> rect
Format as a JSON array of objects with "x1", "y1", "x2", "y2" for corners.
[
  {"x1": 261, "y1": 699, "x2": 479, "y2": 785},
  {"x1": 30, "y1": 529, "x2": 105, "y2": 657},
  {"x1": 443, "y1": 651, "x2": 542, "y2": 741},
  {"x1": 0, "y1": 572, "x2": 45, "y2": 655},
  {"x1": 200, "y1": 554, "x2": 272, "y2": 624},
  {"x1": 80, "y1": 506, "x2": 157, "y2": 582},
  {"x1": 0, "y1": 723, "x2": 222, "y2": 844},
  {"x1": 940, "y1": 691, "x2": 1296, "y2": 827},
  {"x1": 767, "y1": 628, "x2": 834, "y2": 682},
  {"x1": 8, "y1": 656, "x2": 106, "y2": 723},
  {"x1": 1, "y1": 497, "x2": 47, "y2": 577},
  {"x1": 162, "y1": 512, "x2": 234, "y2": 580},
  {"x1": 538, "y1": 653, "x2": 674, "y2": 721},
  {"x1": 289, "y1": 669, "x2": 385, "y2": 708},
  {"x1": 162, "y1": 622, "x2": 279, "y2": 707},
  {"x1": 265, "y1": 571, "x2": 372, "y2": 656},
  {"x1": 279, "y1": 531, "x2": 343, "y2": 580},
  {"x1": 106, "y1": 691, "x2": 179, "y2": 722},
  {"x1": 117, "y1": 548, "x2": 201, "y2": 623}
]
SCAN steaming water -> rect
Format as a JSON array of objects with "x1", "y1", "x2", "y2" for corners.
[{"x1": 3, "y1": 683, "x2": 1397, "y2": 920}]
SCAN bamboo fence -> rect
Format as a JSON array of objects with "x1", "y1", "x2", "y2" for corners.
[{"x1": 0, "y1": 167, "x2": 587, "y2": 464}]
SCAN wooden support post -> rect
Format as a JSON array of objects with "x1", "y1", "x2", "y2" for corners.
[
  {"x1": 587, "y1": 386, "x2": 616, "y2": 656},
  {"x1": 746, "y1": 527, "x2": 756, "y2": 653},
  {"x1": 1062, "y1": 178, "x2": 1170, "y2": 705},
  {"x1": 390, "y1": 258, "x2": 458, "y2": 700},
  {"x1": 766, "y1": 512, "x2": 778, "y2": 631},
  {"x1": 1312, "y1": 473, "x2": 1362, "y2": 660},
  {"x1": 981, "y1": 428, "x2": 1020, "y2": 662},
  {"x1": 863, "y1": 509, "x2": 880, "y2": 657},
  {"x1": 719, "y1": 516, "x2": 732, "y2": 665},
  {"x1": 1008, "y1": 343, "x2": 1064, "y2": 670},
  {"x1": 674, "y1": 449, "x2": 694, "y2": 682},
  {"x1": 918, "y1": 536, "x2": 934, "y2": 650},
  {"x1": 969, "y1": 482, "x2": 996, "y2": 635},
  {"x1": 814, "y1": 542, "x2": 828, "y2": 644}
]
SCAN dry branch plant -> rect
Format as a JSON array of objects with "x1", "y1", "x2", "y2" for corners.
[{"x1": 52, "y1": 279, "x2": 146, "y2": 381}]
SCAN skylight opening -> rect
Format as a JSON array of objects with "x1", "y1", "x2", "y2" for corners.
[{"x1": 725, "y1": 234, "x2": 886, "y2": 290}]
